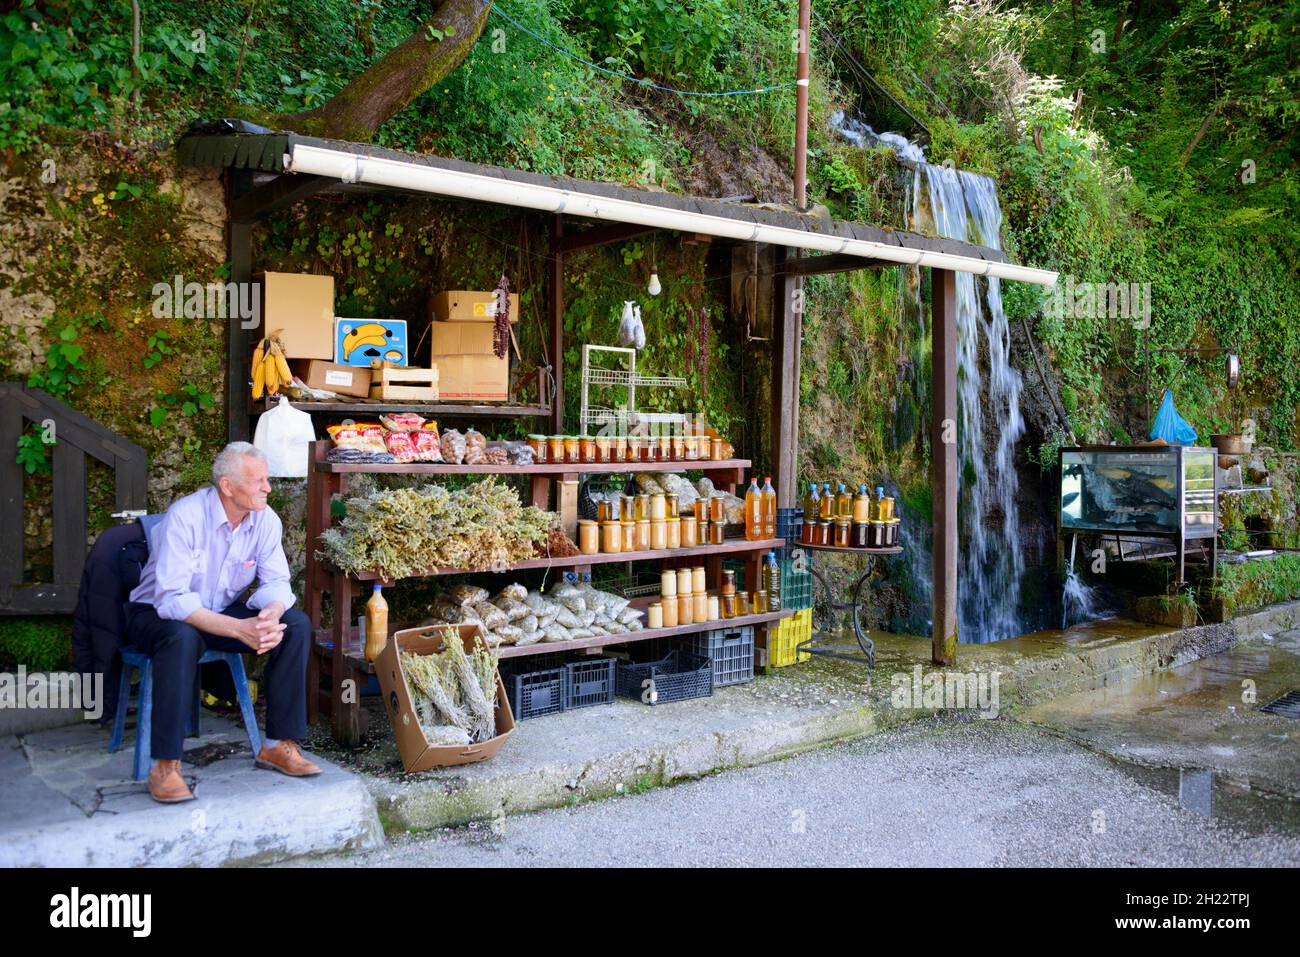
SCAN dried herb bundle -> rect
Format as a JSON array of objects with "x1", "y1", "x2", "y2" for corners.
[
  {"x1": 493, "y1": 273, "x2": 510, "y2": 360},
  {"x1": 319, "y1": 477, "x2": 551, "y2": 580},
  {"x1": 400, "y1": 628, "x2": 501, "y2": 743}
]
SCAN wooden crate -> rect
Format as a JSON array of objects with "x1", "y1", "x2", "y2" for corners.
[{"x1": 368, "y1": 362, "x2": 439, "y2": 400}]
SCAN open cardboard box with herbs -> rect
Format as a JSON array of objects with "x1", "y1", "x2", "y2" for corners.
[{"x1": 376, "y1": 622, "x2": 515, "y2": 772}]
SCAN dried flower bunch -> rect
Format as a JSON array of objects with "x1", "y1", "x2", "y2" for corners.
[
  {"x1": 319, "y1": 478, "x2": 551, "y2": 580},
  {"x1": 401, "y1": 627, "x2": 501, "y2": 744}
]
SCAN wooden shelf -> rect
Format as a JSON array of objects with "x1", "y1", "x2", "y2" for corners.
[
  {"x1": 316, "y1": 457, "x2": 752, "y2": 475},
  {"x1": 802, "y1": 544, "x2": 903, "y2": 555},
  {"x1": 264, "y1": 398, "x2": 550, "y2": 418},
  {"x1": 315, "y1": 607, "x2": 794, "y2": 672},
  {"x1": 335, "y1": 537, "x2": 785, "y2": 581}
]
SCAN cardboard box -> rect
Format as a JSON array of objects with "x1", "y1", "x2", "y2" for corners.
[
  {"x1": 430, "y1": 290, "x2": 520, "y2": 324},
  {"x1": 303, "y1": 360, "x2": 372, "y2": 398},
  {"x1": 432, "y1": 353, "x2": 509, "y2": 401},
  {"x1": 376, "y1": 624, "x2": 515, "y2": 772},
  {"x1": 257, "y1": 272, "x2": 335, "y2": 360},
  {"x1": 335, "y1": 318, "x2": 408, "y2": 367},
  {"x1": 429, "y1": 320, "x2": 497, "y2": 356}
]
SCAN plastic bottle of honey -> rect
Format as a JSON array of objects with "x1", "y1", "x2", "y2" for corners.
[
  {"x1": 745, "y1": 477, "x2": 762, "y2": 541},
  {"x1": 818, "y1": 483, "x2": 834, "y2": 521},
  {"x1": 852, "y1": 484, "x2": 871, "y2": 523},
  {"x1": 763, "y1": 551, "x2": 782, "y2": 612},
  {"x1": 364, "y1": 583, "x2": 389, "y2": 662},
  {"x1": 803, "y1": 483, "x2": 820, "y2": 540},
  {"x1": 761, "y1": 476, "x2": 777, "y2": 539},
  {"x1": 835, "y1": 483, "x2": 852, "y2": 520}
]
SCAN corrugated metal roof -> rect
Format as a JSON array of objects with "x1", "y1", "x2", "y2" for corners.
[{"x1": 176, "y1": 126, "x2": 1057, "y2": 282}]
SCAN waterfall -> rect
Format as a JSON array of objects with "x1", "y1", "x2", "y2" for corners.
[{"x1": 832, "y1": 113, "x2": 1028, "y2": 643}]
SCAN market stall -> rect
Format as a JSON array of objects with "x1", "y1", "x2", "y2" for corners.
[{"x1": 178, "y1": 125, "x2": 1059, "y2": 752}]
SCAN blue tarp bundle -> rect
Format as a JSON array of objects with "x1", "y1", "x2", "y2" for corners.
[{"x1": 1149, "y1": 389, "x2": 1198, "y2": 445}]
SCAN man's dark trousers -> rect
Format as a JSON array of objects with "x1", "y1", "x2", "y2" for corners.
[{"x1": 125, "y1": 601, "x2": 310, "y2": 760}]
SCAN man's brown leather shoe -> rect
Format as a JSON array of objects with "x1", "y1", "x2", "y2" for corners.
[
  {"x1": 148, "y1": 760, "x2": 194, "y2": 803},
  {"x1": 255, "y1": 740, "x2": 322, "y2": 777}
]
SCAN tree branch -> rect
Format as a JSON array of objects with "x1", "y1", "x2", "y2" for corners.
[{"x1": 280, "y1": 0, "x2": 494, "y2": 142}]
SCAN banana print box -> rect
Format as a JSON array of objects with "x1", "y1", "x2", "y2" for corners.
[{"x1": 334, "y1": 318, "x2": 408, "y2": 367}]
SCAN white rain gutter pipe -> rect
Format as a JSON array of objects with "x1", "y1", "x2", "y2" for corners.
[{"x1": 287, "y1": 144, "x2": 1058, "y2": 286}]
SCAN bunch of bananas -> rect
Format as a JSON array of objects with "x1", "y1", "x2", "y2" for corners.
[{"x1": 251, "y1": 335, "x2": 293, "y2": 400}]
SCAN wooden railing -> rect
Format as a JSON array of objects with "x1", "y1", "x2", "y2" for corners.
[{"x1": 0, "y1": 384, "x2": 148, "y2": 614}]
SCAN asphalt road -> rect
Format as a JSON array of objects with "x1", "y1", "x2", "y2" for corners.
[{"x1": 291, "y1": 716, "x2": 1300, "y2": 868}]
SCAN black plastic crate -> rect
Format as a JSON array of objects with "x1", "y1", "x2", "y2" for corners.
[
  {"x1": 616, "y1": 651, "x2": 713, "y2": 705},
  {"x1": 508, "y1": 665, "x2": 566, "y2": 720},
  {"x1": 564, "y1": 658, "x2": 617, "y2": 710},
  {"x1": 677, "y1": 626, "x2": 755, "y2": 688}
]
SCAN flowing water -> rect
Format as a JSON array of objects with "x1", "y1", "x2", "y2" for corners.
[{"x1": 832, "y1": 113, "x2": 1049, "y2": 642}]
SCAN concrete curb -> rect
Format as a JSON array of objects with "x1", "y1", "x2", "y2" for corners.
[{"x1": 362, "y1": 603, "x2": 1300, "y2": 834}]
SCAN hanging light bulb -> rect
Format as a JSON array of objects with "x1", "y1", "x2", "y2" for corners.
[{"x1": 647, "y1": 271, "x2": 662, "y2": 296}]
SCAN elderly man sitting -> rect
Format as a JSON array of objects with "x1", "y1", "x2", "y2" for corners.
[{"x1": 127, "y1": 441, "x2": 320, "y2": 803}]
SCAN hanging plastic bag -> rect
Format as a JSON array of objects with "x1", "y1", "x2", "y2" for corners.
[
  {"x1": 632, "y1": 303, "x2": 645, "y2": 350},
  {"x1": 617, "y1": 300, "x2": 638, "y2": 348},
  {"x1": 253, "y1": 396, "x2": 318, "y2": 477},
  {"x1": 1148, "y1": 389, "x2": 1198, "y2": 445}
]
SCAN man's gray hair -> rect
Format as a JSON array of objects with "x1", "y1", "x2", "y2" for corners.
[{"x1": 212, "y1": 441, "x2": 267, "y2": 487}]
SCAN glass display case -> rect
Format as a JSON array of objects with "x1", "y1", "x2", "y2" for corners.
[
  {"x1": 1060, "y1": 446, "x2": 1217, "y2": 539},
  {"x1": 1058, "y1": 445, "x2": 1218, "y2": 583}
]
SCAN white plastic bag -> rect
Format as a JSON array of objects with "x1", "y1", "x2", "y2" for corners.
[{"x1": 253, "y1": 397, "x2": 317, "y2": 477}]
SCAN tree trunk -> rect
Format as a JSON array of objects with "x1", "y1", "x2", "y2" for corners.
[{"x1": 281, "y1": 0, "x2": 493, "y2": 142}]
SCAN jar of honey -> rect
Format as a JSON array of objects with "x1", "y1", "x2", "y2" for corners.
[
  {"x1": 737, "y1": 592, "x2": 751, "y2": 616},
  {"x1": 755, "y1": 590, "x2": 768, "y2": 614},
  {"x1": 709, "y1": 522, "x2": 725, "y2": 545},
  {"x1": 579, "y1": 435, "x2": 596, "y2": 462},
  {"x1": 634, "y1": 494, "x2": 650, "y2": 522},
  {"x1": 801, "y1": 516, "x2": 815, "y2": 545},
  {"x1": 721, "y1": 569, "x2": 736, "y2": 596},
  {"x1": 601, "y1": 521, "x2": 622, "y2": 553},
  {"x1": 722, "y1": 594, "x2": 736, "y2": 619},
  {"x1": 657, "y1": 435, "x2": 672, "y2": 461},
  {"x1": 851, "y1": 521, "x2": 870, "y2": 549},
  {"x1": 666, "y1": 520, "x2": 681, "y2": 549},
  {"x1": 595, "y1": 435, "x2": 611, "y2": 463},
  {"x1": 528, "y1": 434, "x2": 548, "y2": 463},
  {"x1": 693, "y1": 499, "x2": 707, "y2": 522},
  {"x1": 665, "y1": 493, "x2": 679, "y2": 519},
  {"x1": 680, "y1": 515, "x2": 698, "y2": 548},
  {"x1": 619, "y1": 494, "x2": 635, "y2": 522},
  {"x1": 710, "y1": 437, "x2": 724, "y2": 460},
  {"x1": 548, "y1": 435, "x2": 565, "y2": 462},
  {"x1": 662, "y1": 596, "x2": 679, "y2": 628},
  {"x1": 817, "y1": 519, "x2": 833, "y2": 547},
  {"x1": 707, "y1": 595, "x2": 720, "y2": 621},
  {"x1": 868, "y1": 521, "x2": 885, "y2": 549},
  {"x1": 612, "y1": 435, "x2": 627, "y2": 463},
  {"x1": 627, "y1": 435, "x2": 643, "y2": 463},
  {"x1": 621, "y1": 520, "x2": 636, "y2": 552},
  {"x1": 563, "y1": 436, "x2": 580, "y2": 464},
  {"x1": 661, "y1": 569, "x2": 677, "y2": 597},
  {"x1": 650, "y1": 520, "x2": 668, "y2": 550},
  {"x1": 692, "y1": 592, "x2": 707, "y2": 623},
  {"x1": 596, "y1": 500, "x2": 614, "y2": 523},
  {"x1": 635, "y1": 519, "x2": 651, "y2": 551},
  {"x1": 684, "y1": 435, "x2": 700, "y2": 460},
  {"x1": 647, "y1": 603, "x2": 664, "y2": 629},
  {"x1": 708, "y1": 495, "x2": 726, "y2": 525},
  {"x1": 676, "y1": 567, "x2": 693, "y2": 596},
  {"x1": 833, "y1": 518, "x2": 852, "y2": 548},
  {"x1": 670, "y1": 434, "x2": 685, "y2": 461},
  {"x1": 649, "y1": 493, "x2": 666, "y2": 521},
  {"x1": 678, "y1": 593, "x2": 694, "y2": 626},
  {"x1": 578, "y1": 520, "x2": 599, "y2": 555},
  {"x1": 692, "y1": 565, "x2": 706, "y2": 594}
]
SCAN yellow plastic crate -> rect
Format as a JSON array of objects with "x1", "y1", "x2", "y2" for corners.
[{"x1": 768, "y1": 609, "x2": 812, "y2": 667}]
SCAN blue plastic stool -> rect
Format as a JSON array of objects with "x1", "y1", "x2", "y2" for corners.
[{"x1": 109, "y1": 650, "x2": 263, "y2": 782}]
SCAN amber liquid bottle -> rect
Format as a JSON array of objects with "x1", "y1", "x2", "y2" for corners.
[
  {"x1": 364, "y1": 583, "x2": 389, "y2": 662},
  {"x1": 818, "y1": 482, "x2": 834, "y2": 521},
  {"x1": 744, "y1": 477, "x2": 762, "y2": 541},
  {"x1": 761, "y1": 476, "x2": 777, "y2": 539}
]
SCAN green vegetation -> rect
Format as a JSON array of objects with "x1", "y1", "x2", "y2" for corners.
[
  {"x1": 0, "y1": 617, "x2": 73, "y2": 671},
  {"x1": 1211, "y1": 554, "x2": 1300, "y2": 617}
]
